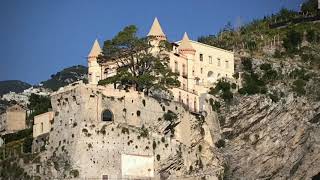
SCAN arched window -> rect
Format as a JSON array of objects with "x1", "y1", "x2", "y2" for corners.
[{"x1": 102, "y1": 109, "x2": 113, "y2": 122}]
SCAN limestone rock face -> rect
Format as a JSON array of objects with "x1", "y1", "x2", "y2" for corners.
[{"x1": 221, "y1": 94, "x2": 320, "y2": 179}]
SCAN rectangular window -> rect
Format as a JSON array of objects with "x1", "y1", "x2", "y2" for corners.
[
  {"x1": 225, "y1": 60, "x2": 229, "y2": 68},
  {"x1": 174, "y1": 61, "x2": 179, "y2": 74},
  {"x1": 89, "y1": 73, "x2": 92, "y2": 82},
  {"x1": 182, "y1": 64, "x2": 186, "y2": 76},
  {"x1": 200, "y1": 54, "x2": 203, "y2": 61},
  {"x1": 209, "y1": 56, "x2": 212, "y2": 64},
  {"x1": 200, "y1": 68, "x2": 203, "y2": 74},
  {"x1": 41, "y1": 122, "x2": 43, "y2": 133},
  {"x1": 218, "y1": 58, "x2": 221, "y2": 67},
  {"x1": 183, "y1": 83, "x2": 186, "y2": 90}
]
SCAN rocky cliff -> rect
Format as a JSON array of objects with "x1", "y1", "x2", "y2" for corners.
[
  {"x1": 215, "y1": 56, "x2": 320, "y2": 179},
  {"x1": 221, "y1": 94, "x2": 320, "y2": 179}
]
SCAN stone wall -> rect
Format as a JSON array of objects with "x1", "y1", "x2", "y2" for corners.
[{"x1": 38, "y1": 84, "x2": 223, "y2": 179}]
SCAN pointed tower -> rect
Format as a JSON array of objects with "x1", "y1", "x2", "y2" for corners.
[
  {"x1": 178, "y1": 32, "x2": 195, "y2": 55},
  {"x1": 88, "y1": 39, "x2": 102, "y2": 85},
  {"x1": 88, "y1": 39, "x2": 102, "y2": 59},
  {"x1": 147, "y1": 17, "x2": 166, "y2": 41}
]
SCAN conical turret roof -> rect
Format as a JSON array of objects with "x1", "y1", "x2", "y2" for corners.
[
  {"x1": 88, "y1": 39, "x2": 102, "y2": 57},
  {"x1": 179, "y1": 32, "x2": 195, "y2": 51},
  {"x1": 147, "y1": 17, "x2": 166, "y2": 37}
]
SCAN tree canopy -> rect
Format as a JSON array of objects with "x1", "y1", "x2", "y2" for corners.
[
  {"x1": 301, "y1": 0, "x2": 319, "y2": 15},
  {"x1": 97, "y1": 25, "x2": 180, "y2": 92},
  {"x1": 27, "y1": 93, "x2": 52, "y2": 124}
]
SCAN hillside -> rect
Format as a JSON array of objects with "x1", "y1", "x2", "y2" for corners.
[
  {"x1": 0, "y1": 80, "x2": 31, "y2": 96},
  {"x1": 202, "y1": 1, "x2": 320, "y2": 179},
  {"x1": 41, "y1": 65, "x2": 88, "y2": 91},
  {"x1": 198, "y1": 4, "x2": 320, "y2": 65}
]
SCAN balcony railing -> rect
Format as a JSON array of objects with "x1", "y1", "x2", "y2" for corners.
[{"x1": 176, "y1": 87, "x2": 198, "y2": 95}]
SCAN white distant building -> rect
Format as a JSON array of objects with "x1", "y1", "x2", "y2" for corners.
[
  {"x1": 87, "y1": 18, "x2": 235, "y2": 112},
  {"x1": 1, "y1": 87, "x2": 51, "y2": 106}
]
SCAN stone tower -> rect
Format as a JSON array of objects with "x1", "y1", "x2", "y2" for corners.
[
  {"x1": 88, "y1": 39, "x2": 102, "y2": 85},
  {"x1": 147, "y1": 17, "x2": 167, "y2": 53},
  {"x1": 178, "y1": 32, "x2": 196, "y2": 91}
]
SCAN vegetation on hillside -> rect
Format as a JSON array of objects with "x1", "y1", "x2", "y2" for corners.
[
  {"x1": 27, "y1": 93, "x2": 52, "y2": 125},
  {"x1": 41, "y1": 65, "x2": 88, "y2": 91},
  {"x1": 198, "y1": 0, "x2": 320, "y2": 62},
  {"x1": 206, "y1": 0, "x2": 320, "y2": 109},
  {"x1": 0, "y1": 80, "x2": 31, "y2": 96},
  {"x1": 97, "y1": 25, "x2": 180, "y2": 93}
]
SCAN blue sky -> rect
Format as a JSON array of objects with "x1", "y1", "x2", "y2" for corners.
[{"x1": 0, "y1": 0, "x2": 304, "y2": 85}]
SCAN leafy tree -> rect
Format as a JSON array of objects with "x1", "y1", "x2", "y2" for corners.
[
  {"x1": 277, "y1": 8, "x2": 297, "y2": 20},
  {"x1": 239, "y1": 73, "x2": 266, "y2": 95},
  {"x1": 260, "y1": 63, "x2": 278, "y2": 82},
  {"x1": 209, "y1": 80, "x2": 233, "y2": 103},
  {"x1": 27, "y1": 93, "x2": 52, "y2": 124},
  {"x1": 97, "y1": 25, "x2": 180, "y2": 92}
]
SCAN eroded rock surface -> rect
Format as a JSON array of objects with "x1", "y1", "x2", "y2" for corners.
[{"x1": 221, "y1": 94, "x2": 320, "y2": 179}]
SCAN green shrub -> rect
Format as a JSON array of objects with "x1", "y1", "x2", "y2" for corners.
[
  {"x1": 262, "y1": 69, "x2": 278, "y2": 82},
  {"x1": 209, "y1": 98, "x2": 221, "y2": 112},
  {"x1": 241, "y1": 57, "x2": 253, "y2": 72},
  {"x1": 163, "y1": 110, "x2": 178, "y2": 122},
  {"x1": 283, "y1": 29, "x2": 302, "y2": 53},
  {"x1": 290, "y1": 68, "x2": 311, "y2": 81},
  {"x1": 273, "y1": 49, "x2": 283, "y2": 58},
  {"x1": 292, "y1": 79, "x2": 306, "y2": 96},
  {"x1": 260, "y1": 63, "x2": 272, "y2": 71}
]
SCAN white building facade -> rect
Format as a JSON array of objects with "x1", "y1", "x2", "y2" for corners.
[{"x1": 87, "y1": 18, "x2": 234, "y2": 112}]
